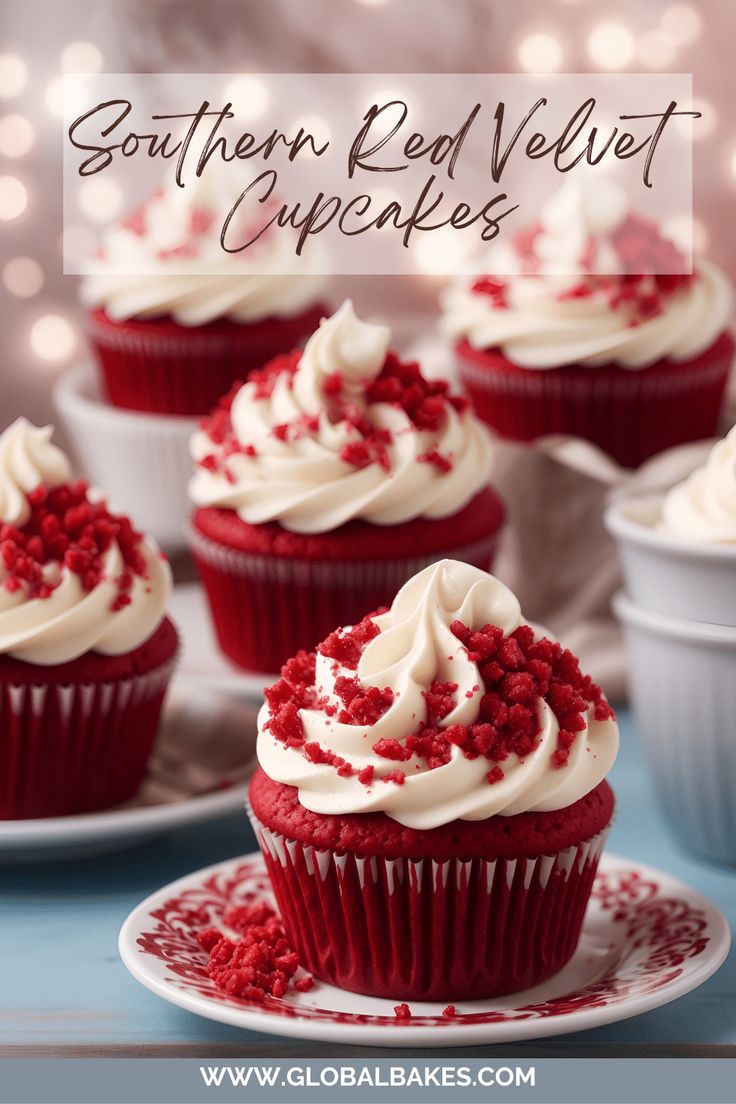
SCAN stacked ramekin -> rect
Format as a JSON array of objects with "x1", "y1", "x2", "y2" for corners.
[
  {"x1": 606, "y1": 457, "x2": 736, "y2": 866},
  {"x1": 54, "y1": 367, "x2": 197, "y2": 554}
]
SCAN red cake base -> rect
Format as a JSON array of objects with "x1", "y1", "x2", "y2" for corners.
[
  {"x1": 249, "y1": 770, "x2": 614, "y2": 1000},
  {"x1": 189, "y1": 487, "x2": 506, "y2": 675},
  {"x1": 88, "y1": 305, "x2": 327, "y2": 416},
  {"x1": 0, "y1": 617, "x2": 179, "y2": 819},
  {"x1": 456, "y1": 333, "x2": 734, "y2": 468}
]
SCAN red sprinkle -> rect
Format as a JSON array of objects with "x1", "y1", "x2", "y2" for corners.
[
  {"x1": 320, "y1": 617, "x2": 380, "y2": 670},
  {"x1": 471, "y1": 276, "x2": 508, "y2": 308},
  {"x1": 334, "y1": 676, "x2": 394, "y2": 725},
  {"x1": 1, "y1": 481, "x2": 149, "y2": 609},
  {"x1": 197, "y1": 901, "x2": 313, "y2": 1003},
  {"x1": 199, "y1": 344, "x2": 470, "y2": 482},
  {"x1": 262, "y1": 604, "x2": 613, "y2": 785},
  {"x1": 418, "y1": 448, "x2": 453, "y2": 473},
  {"x1": 394, "y1": 1003, "x2": 412, "y2": 1020}
]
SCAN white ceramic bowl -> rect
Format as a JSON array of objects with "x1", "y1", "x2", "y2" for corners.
[
  {"x1": 605, "y1": 494, "x2": 736, "y2": 627},
  {"x1": 54, "y1": 367, "x2": 197, "y2": 553},
  {"x1": 613, "y1": 590, "x2": 736, "y2": 866}
]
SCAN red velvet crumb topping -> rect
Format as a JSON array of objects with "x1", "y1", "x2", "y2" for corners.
[
  {"x1": 418, "y1": 448, "x2": 453, "y2": 473},
  {"x1": 199, "y1": 347, "x2": 470, "y2": 480},
  {"x1": 366, "y1": 352, "x2": 469, "y2": 425},
  {"x1": 471, "y1": 277, "x2": 508, "y2": 308},
  {"x1": 1, "y1": 481, "x2": 148, "y2": 608},
  {"x1": 263, "y1": 616, "x2": 614, "y2": 789},
  {"x1": 196, "y1": 901, "x2": 313, "y2": 1002},
  {"x1": 334, "y1": 674, "x2": 394, "y2": 724},
  {"x1": 472, "y1": 213, "x2": 693, "y2": 324},
  {"x1": 319, "y1": 617, "x2": 381, "y2": 670}
]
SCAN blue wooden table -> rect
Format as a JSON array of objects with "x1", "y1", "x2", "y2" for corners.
[{"x1": 2, "y1": 708, "x2": 734, "y2": 1056}]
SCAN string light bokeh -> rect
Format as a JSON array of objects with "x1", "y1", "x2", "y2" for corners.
[{"x1": 1, "y1": 0, "x2": 735, "y2": 425}]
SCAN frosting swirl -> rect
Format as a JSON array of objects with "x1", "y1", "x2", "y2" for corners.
[
  {"x1": 189, "y1": 300, "x2": 492, "y2": 533},
  {"x1": 0, "y1": 419, "x2": 172, "y2": 664},
  {"x1": 441, "y1": 179, "x2": 733, "y2": 370},
  {"x1": 660, "y1": 425, "x2": 736, "y2": 542},
  {"x1": 80, "y1": 174, "x2": 324, "y2": 326},
  {"x1": 0, "y1": 419, "x2": 71, "y2": 527},
  {"x1": 257, "y1": 560, "x2": 619, "y2": 829}
]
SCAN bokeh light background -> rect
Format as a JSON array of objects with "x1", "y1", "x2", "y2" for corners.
[{"x1": 1, "y1": 0, "x2": 734, "y2": 423}]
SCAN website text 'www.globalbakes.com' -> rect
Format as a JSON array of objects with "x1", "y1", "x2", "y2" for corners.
[{"x1": 199, "y1": 1064, "x2": 536, "y2": 1090}]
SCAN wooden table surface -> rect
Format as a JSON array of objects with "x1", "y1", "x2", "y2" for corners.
[{"x1": 2, "y1": 708, "x2": 735, "y2": 1058}]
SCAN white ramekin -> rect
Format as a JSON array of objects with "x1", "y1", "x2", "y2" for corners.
[
  {"x1": 614, "y1": 590, "x2": 736, "y2": 867},
  {"x1": 54, "y1": 367, "x2": 197, "y2": 553},
  {"x1": 605, "y1": 494, "x2": 736, "y2": 627}
]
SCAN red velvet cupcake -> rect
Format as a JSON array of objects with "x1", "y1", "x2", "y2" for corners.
[
  {"x1": 0, "y1": 418, "x2": 177, "y2": 818},
  {"x1": 250, "y1": 559, "x2": 619, "y2": 1001},
  {"x1": 442, "y1": 181, "x2": 734, "y2": 467},
  {"x1": 80, "y1": 180, "x2": 327, "y2": 416},
  {"x1": 189, "y1": 301, "x2": 504, "y2": 674},
  {"x1": 87, "y1": 305, "x2": 326, "y2": 417}
]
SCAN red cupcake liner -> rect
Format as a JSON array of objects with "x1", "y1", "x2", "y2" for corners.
[
  {"x1": 87, "y1": 304, "x2": 326, "y2": 416},
  {"x1": 0, "y1": 653, "x2": 177, "y2": 819},
  {"x1": 457, "y1": 333, "x2": 734, "y2": 468},
  {"x1": 250, "y1": 812, "x2": 608, "y2": 1001},
  {"x1": 189, "y1": 524, "x2": 502, "y2": 675}
]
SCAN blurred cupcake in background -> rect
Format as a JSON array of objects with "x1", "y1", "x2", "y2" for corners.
[
  {"x1": 0, "y1": 418, "x2": 177, "y2": 818},
  {"x1": 441, "y1": 178, "x2": 734, "y2": 468},
  {"x1": 80, "y1": 173, "x2": 327, "y2": 416},
  {"x1": 188, "y1": 300, "x2": 504, "y2": 674}
]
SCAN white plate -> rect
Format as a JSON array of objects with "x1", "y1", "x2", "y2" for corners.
[
  {"x1": 119, "y1": 850, "x2": 730, "y2": 1047},
  {"x1": 0, "y1": 784, "x2": 250, "y2": 863},
  {"x1": 169, "y1": 582, "x2": 271, "y2": 702}
]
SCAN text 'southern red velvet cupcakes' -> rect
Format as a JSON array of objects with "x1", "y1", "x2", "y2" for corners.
[
  {"x1": 249, "y1": 559, "x2": 619, "y2": 1001},
  {"x1": 80, "y1": 179, "x2": 327, "y2": 416},
  {"x1": 188, "y1": 301, "x2": 505, "y2": 675},
  {"x1": 442, "y1": 180, "x2": 734, "y2": 468},
  {"x1": 0, "y1": 418, "x2": 177, "y2": 818}
]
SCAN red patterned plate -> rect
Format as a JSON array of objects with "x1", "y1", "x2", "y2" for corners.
[{"x1": 119, "y1": 851, "x2": 730, "y2": 1047}]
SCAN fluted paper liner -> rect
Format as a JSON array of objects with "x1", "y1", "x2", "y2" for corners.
[
  {"x1": 249, "y1": 808, "x2": 608, "y2": 1001},
  {"x1": 0, "y1": 655, "x2": 176, "y2": 818},
  {"x1": 88, "y1": 306, "x2": 324, "y2": 416},
  {"x1": 190, "y1": 525, "x2": 501, "y2": 675},
  {"x1": 457, "y1": 336, "x2": 732, "y2": 468}
]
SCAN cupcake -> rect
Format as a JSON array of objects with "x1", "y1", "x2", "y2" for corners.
[
  {"x1": 188, "y1": 301, "x2": 505, "y2": 675},
  {"x1": 0, "y1": 418, "x2": 177, "y2": 818},
  {"x1": 80, "y1": 175, "x2": 327, "y2": 416},
  {"x1": 249, "y1": 558, "x2": 618, "y2": 1000},
  {"x1": 441, "y1": 179, "x2": 734, "y2": 467}
]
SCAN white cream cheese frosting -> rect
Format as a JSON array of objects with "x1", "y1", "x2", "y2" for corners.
[
  {"x1": 0, "y1": 419, "x2": 172, "y2": 664},
  {"x1": 0, "y1": 419, "x2": 71, "y2": 527},
  {"x1": 80, "y1": 173, "x2": 325, "y2": 326},
  {"x1": 660, "y1": 425, "x2": 736, "y2": 542},
  {"x1": 441, "y1": 178, "x2": 733, "y2": 370},
  {"x1": 189, "y1": 300, "x2": 493, "y2": 534},
  {"x1": 257, "y1": 559, "x2": 619, "y2": 829}
]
